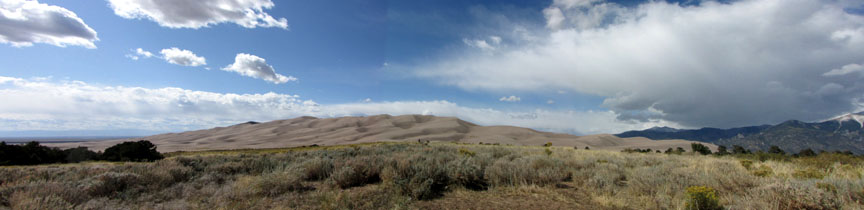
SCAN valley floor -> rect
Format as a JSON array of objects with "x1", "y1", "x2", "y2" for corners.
[{"x1": 1, "y1": 142, "x2": 862, "y2": 209}]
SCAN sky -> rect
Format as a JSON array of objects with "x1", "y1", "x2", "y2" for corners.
[{"x1": 0, "y1": 0, "x2": 863, "y2": 136}]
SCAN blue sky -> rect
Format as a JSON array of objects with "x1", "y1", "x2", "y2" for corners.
[{"x1": 0, "y1": 0, "x2": 863, "y2": 136}]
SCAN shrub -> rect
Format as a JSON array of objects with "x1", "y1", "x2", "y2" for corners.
[
  {"x1": 684, "y1": 186, "x2": 723, "y2": 210},
  {"x1": 798, "y1": 148, "x2": 817, "y2": 157},
  {"x1": 739, "y1": 160, "x2": 754, "y2": 170},
  {"x1": 237, "y1": 172, "x2": 309, "y2": 196},
  {"x1": 447, "y1": 157, "x2": 488, "y2": 190},
  {"x1": 544, "y1": 148, "x2": 553, "y2": 156},
  {"x1": 691, "y1": 143, "x2": 712, "y2": 155},
  {"x1": 543, "y1": 142, "x2": 552, "y2": 147},
  {"x1": 767, "y1": 146, "x2": 786, "y2": 155},
  {"x1": 732, "y1": 145, "x2": 750, "y2": 154},
  {"x1": 330, "y1": 156, "x2": 382, "y2": 189},
  {"x1": 86, "y1": 172, "x2": 143, "y2": 197},
  {"x1": 458, "y1": 148, "x2": 476, "y2": 157},
  {"x1": 100, "y1": 140, "x2": 163, "y2": 162},
  {"x1": 385, "y1": 155, "x2": 451, "y2": 200}
]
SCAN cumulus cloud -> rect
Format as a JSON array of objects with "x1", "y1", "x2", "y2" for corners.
[
  {"x1": 416, "y1": 0, "x2": 864, "y2": 128},
  {"x1": 159, "y1": 48, "x2": 206, "y2": 67},
  {"x1": 223, "y1": 53, "x2": 296, "y2": 84},
  {"x1": 499, "y1": 95, "x2": 521, "y2": 102},
  {"x1": 0, "y1": 0, "x2": 98, "y2": 48},
  {"x1": 0, "y1": 76, "x2": 673, "y2": 134},
  {"x1": 107, "y1": 0, "x2": 288, "y2": 29},
  {"x1": 125, "y1": 48, "x2": 153, "y2": 60}
]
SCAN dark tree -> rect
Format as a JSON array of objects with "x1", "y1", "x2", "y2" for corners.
[
  {"x1": 732, "y1": 145, "x2": 750, "y2": 154},
  {"x1": 101, "y1": 140, "x2": 163, "y2": 162},
  {"x1": 64, "y1": 147, "x2": 99, "y2": 163},
  {"x1": 0, "y1": 141, "x2": 66, "y2": 165},
  {"x1": 691, "y1": 143, "x2": 712, "y2": 155},
  {"x1": 797, "y1": 148, "x2": 817, "y2": 157},
  {"x1": 676, "y1": 147, "x2": 686, "y2": 154},
  {"x1": 584, "y1": 146, "x2": 590, "y2": 150},
  {"x1": 716, "y1": 145, "x2": 730, "y2": 155},
  {"x1": 767, "y1": 146, "x2": 786, "y2": 155}
]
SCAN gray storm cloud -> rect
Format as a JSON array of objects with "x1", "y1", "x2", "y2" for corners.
[{"x1": 416, "y1": 0, "x2": 864, "y2": 128}]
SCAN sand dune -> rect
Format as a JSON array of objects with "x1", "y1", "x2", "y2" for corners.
[{"x1": 47, "y1": 114, "x2": 716, "y2": 152}]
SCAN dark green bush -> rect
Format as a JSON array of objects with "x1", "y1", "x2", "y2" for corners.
[
  {"x1": 691, "y1": 143, "x2": 712, "y2": 155},
  {"x1": 100, "y1": 140, "x2": 163, "y2": 162}
]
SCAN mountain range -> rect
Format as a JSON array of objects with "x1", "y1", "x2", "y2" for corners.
[{"x1": 616, "y1": 112, "x2": 864, "y2": 154}]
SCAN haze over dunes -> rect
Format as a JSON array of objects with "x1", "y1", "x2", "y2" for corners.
[{"x1": 48, "y1": 115, "x2": 713, "y2": 152}]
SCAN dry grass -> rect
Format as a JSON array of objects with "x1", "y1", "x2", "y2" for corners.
[{"x1": 1, "y1": 142, "x2": 862, "y2": 209}]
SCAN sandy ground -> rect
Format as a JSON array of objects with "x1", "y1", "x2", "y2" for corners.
[{"x1": 46, "y1": 114, "x2": 716, "y2": 152}]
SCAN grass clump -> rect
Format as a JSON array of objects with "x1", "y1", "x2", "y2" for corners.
[
  {"x1": 685, "y1": 186, "x2": 723, "y2": 210},
  {"x1": 300, "y1": 157, "x2": 334, "y2": 181},
  {"x1": 792, "y1": 168, "x2": 826, "y2": 179},
  {"x1": 752, "y1": 165, "x2": 773, "y2": 177}
]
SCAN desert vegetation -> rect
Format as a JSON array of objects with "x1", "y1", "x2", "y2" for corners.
[
  {"x1": 1, "y1": 142, "x2": 863, "y2": 209},
  {"x1": 0, "y1": 140, "x2": 162, "y2": 166}
]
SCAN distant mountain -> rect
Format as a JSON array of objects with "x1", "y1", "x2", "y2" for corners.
[
  {"x1": 616, "y1": 112, "x2": 864, "y2": 154},
  {"x1": 616, "y1": 125, "x2": 770, "y2": 143}
]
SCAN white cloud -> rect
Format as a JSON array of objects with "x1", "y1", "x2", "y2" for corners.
[
  {"x1": 547, "y1": 100, "x2": 555, "y2": 104},
  {"x1": 824, "y1": 63, "x2": 864, "y2": 77},
  {"x1": 223, "y1": 53, "x2": 296, "y2": 84},
  {"x1": 125, "y1": 48, "x2": 154, "y2": 60},
  {"x1": 0, "y1": 76, "x2": 674, "y2": 134},
  {"x1": 160, "y1": 47, "x2": 206, "y2": 67},
  {"x1": 107, "y1": 0, "x2": 288, "y2": 29},
  {"x1": 499, "y1": 95, "x2": 521, "y2": 102},
  {"x1": 0, "y1": 0, "x2": 98, "y2": 48},
  {"x1": 416, "y1": 0, "x2": 864, "y2": 128}
]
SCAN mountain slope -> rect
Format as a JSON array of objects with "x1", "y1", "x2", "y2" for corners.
[
  {"x1": 47, "y1": 114, "x2": 714, "y2": 152},
  {"x1": 617, "y1": 113, "x2": 864, "y2": 154}
]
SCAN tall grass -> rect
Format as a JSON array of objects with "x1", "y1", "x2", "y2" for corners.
[{"x1": 0, "y1": 142, "x2": 862, "y2": 209}]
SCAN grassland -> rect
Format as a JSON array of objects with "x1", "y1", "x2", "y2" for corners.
[{"x1": 1, "y1": 142, "x2": 863, "y2": 209}]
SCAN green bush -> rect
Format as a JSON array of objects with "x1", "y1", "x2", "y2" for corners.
[{"x1": 685, "y1": 186, "x2": 723, "y2": 210}]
